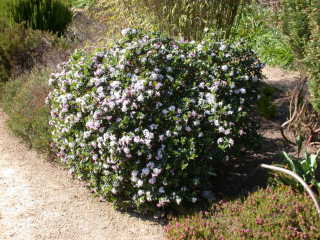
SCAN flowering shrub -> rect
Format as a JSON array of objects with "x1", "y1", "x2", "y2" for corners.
[{"x1": 47, "y1": 29, "x2": 263, "y2": 213}]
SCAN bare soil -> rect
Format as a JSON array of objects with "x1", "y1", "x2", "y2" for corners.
[{"x1": 0, "y1": 111, "x2": 164, "y2": 240}]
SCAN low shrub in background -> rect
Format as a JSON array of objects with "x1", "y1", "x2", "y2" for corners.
[
  {"x1": 8, "y1": 0, "x2": 73, "y2": 36},
  {"x1": 48, "y1": 29, "x2": 263, "y2": 213},
  {"x1": 0, "y1": 15, "x2": 72, "y2": 86},
  {"x1": 166, "y1": 185, "x2": 320, "y2": 239},
  {"x1": 1, "y1": 68, "x2": 51, "y2": 151},
  {"x1": 0, "y1": 18, "x2": 58, "y2": 82}
]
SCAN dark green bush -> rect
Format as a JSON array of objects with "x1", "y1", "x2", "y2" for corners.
[
  {"x1": 166, "y1": 185, "x2": 320, "y2": 239},
  {"x1": 1, "y1": 67, "x2": 51, "y2": 151},
  {"x1": 9, "y1": 0, "x2": 73, "y2": 36}
]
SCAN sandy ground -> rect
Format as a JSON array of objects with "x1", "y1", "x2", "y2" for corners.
[
  {"x1": 263, "y1": 66, "x2": 300, "y2": 90},
  {"x1": 0, "y1": 111, "x2": 164, "y2": 240}
]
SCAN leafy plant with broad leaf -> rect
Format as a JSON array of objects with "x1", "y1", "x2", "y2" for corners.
[{"x1": 278, "y1": 150, "x2": 320, "y2": 193}]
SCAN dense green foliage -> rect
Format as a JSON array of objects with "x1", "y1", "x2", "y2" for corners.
[
  {"x1": 136, "y1": 0, "x2": 242, "y2": 40},
  {"x1": 230, "y1": 2, "x2": 294, "y2": 67},
  {"x1": 166, "y1": 185, "x2": 320, "y2": 239},
  {"x1": 8, "y1": 0, "x2": 72, "y2": 35},
  {"x1": 279, "y1": 0, "x2": 320, "y2": 113},
  {"x1": 1, "y1": 68, "x2": 51, "y2": 151},
  {"x1": 48, "y1": 29, "x2": 263, "y2": 213}
]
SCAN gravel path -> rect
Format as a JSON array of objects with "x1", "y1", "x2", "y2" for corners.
[{"x1": 0, "y1": 110, "x2": 164, "y2": 240}]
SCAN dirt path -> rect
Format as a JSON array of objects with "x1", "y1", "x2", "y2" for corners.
[{"x1": 0, "y1": 111, "x2": 164, "y2": 240}]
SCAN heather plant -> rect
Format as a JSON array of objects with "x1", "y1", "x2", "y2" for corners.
[
  {"x1": 166, "y1": 185, "x2": 320, "y2": 239},
  {"x1": 1, "y1": 68, "x2": 51, "y2": 151},
  {"x1": 47, "y1": 29, "x2": 263, "y2": 213},
  {"x1": 0, "y1": 19, "x2": 59, "y2": 83}
]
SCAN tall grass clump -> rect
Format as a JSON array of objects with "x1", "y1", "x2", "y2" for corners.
[
  {"x1": 101, "y1": 0, "x2": 243, "y2": 40},
  {"x1": 1, "y1": 68, "x2": 51, "y2": 151},
  {"x1": 8, "y1": 0, "x2": 73, "y2": 35},
  {"x1": 137, "y1": 0, "x2": 243, "y2": 40}
]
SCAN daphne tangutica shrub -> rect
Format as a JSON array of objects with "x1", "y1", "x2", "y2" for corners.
[{"x1": 47, "y1": 29, "x2": 263, "y2": 213}]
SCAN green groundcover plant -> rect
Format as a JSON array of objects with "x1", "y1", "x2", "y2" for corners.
[
  {"x1": 166, "y1": 185, "x2": 320, "y2": 239},
  {"x1": 47, "y1": 29, "x2": 263, "y2": 213}
]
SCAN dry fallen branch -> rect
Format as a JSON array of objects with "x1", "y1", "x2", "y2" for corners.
[{"x1": 280, "y1": 75, "x2": 320, "y2": 146}]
